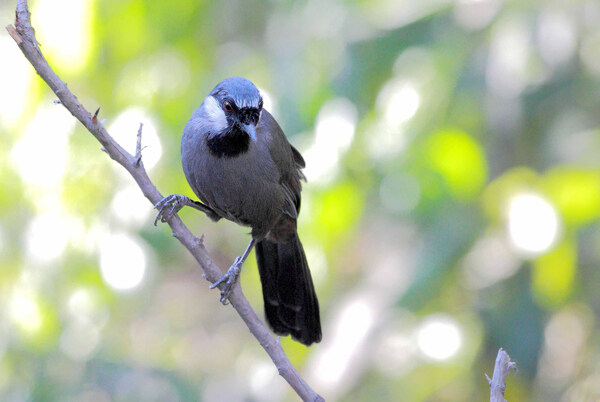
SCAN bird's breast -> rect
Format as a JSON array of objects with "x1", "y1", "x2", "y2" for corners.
[{"x1": 182, "y1": 138, "x2": 284, "y2": 236}]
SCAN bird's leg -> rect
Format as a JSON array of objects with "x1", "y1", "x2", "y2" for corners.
[
  {"x1": 154, "y1": 194, "x2": 218, "y2": 226},
  {"x1": 210, "y1": 238, "x2": 256, "y2": 304}
]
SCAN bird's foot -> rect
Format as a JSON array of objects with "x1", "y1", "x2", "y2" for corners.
[
  {"x1": 154, "y1": 194, "x2": 189, "y2": 226},
  {"x1": 210, "y1": 256, "x2": 243, "y2": 304}
]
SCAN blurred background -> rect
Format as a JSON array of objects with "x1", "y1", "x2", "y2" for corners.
[{"x1": 2, "y1": 0, "x2": 600, "y2": 400}]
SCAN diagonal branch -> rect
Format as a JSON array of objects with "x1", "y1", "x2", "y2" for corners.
[{"x1": 6, "y1": 1, "x2": 324, "y2": 401}]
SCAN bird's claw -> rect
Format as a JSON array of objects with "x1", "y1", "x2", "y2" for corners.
[
  {"x1": 210, "y1": 257, "x2": 242, "y2": 304},
  {"x1": 154, "y1": 194, "x2": 187, "y2": 226}
]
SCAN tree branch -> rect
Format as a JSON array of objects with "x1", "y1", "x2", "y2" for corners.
[
  {"x1": 6, "y1": 2, "x2": 324, "y2": 401},
  {"x1": 485, "y1": 348, "x2": 516, "y2": 402}
]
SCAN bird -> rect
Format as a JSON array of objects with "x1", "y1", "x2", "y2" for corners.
[{"x1": 155, "y1": 77, "x2": 322, "y2": 346}]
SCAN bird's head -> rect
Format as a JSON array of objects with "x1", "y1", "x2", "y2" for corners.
[{"x1": 204, "y1": 77, "x2": 263, "y2": 143}]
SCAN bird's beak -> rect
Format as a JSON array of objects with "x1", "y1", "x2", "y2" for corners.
[{"x1": 243, "y1": 123, "x2": 258, "y2": 143}]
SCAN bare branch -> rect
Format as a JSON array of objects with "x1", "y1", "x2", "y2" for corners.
[
  {"x1": 7, "y1": 2, "x2": 324, "y2": 401},
  {"x1": 135, "y1": 122, "x2": 144, "y2": 167},
  {"x1": 486, "y1": 348, "x2": 517, "y2": 402}
]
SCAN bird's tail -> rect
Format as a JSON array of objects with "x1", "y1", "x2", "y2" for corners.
[{"x1": 255, "y1": 233, "x2": 322, "y2": 346}]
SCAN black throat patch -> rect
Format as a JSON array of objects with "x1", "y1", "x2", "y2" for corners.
[{"x1": 206, "y1": 125, "x2": 250, "y2": 158}]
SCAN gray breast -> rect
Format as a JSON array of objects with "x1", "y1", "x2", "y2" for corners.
[{"x1": 182, "y1": 123, "x2": 285, "y2": 237}]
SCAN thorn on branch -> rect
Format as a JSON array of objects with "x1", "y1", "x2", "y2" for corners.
[
  {"x1": 192, "y1": 234, "x2": 205, "y2": 248},
  {"x1": 5, "y1": 25, "x2": 23, "y2": 45},
  {"x1": 135, "y1": 122, "x2": 144, "y2": 167},
  {"x1": 92, "y1": 107, "x2": 100, "y2": 123}
]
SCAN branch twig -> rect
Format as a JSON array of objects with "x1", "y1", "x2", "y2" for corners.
[
  {"x1": 6, "y1": 2, "x2": 324, "y2": 401},
  {"x1": 135, "y1": 122, "x2": 144, "y2": 167},
  {"x1": 485, "y1": 348, "x2": 516, "y2": 402}
]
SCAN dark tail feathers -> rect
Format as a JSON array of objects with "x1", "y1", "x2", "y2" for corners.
[{"x1": 255, "y1": 234, "x2": 322, "y2": 346}]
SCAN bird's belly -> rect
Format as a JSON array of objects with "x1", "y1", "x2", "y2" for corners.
[{"x1": 189, "y1": 154, "x2": 282, "y2": 233}]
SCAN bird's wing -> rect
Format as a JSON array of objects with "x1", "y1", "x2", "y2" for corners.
[
  {"x1": 291, "y1": 144, "x2": 306, "y2": 168},
  {"x1": 258, "y1": 109, "x2": 304, "y2": 216}
]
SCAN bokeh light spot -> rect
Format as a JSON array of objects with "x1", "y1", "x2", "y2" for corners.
[
  {"x1": 116, "y1": 50, "x2": 191, "y2": 102},
  {"x1": 462, "y1": 234, "x2": 521, "y2": 289},
  {"x1": 108, "y1": 108, "x2": 162, "y2": 171},
  {"x1": 100, "y1": 233, "x2": 146, "y2": 291},
  {"x1": 303, "y1": 98, "x2": 357, "y2": 184},
  {"x1": 248, "y1": 360, "x2": 283, "y2": 399},
  {"x1": 507, "y1": 193, "x2": 560, "y2": 256},
  {"x1": 0, "y1": 36, "x2": 33, "y2": 128},
  {"x1": 486, "y1": 18, "x2": 531, "y2": 98},
  {"x1": 11, "y1": 105, "x2": 74, "y2": 187},
  {"x1": 67, "y1": 288, "x2": 110, "y2": 328},
  {"x1": 33, "y1": 0, "x2": 93, "y2": 73},
  {"x1": 26, "y1": 212, "x2": 69, "y2": 263},
  {"x1": 110, "y1": 185, "x2": 152, "y2": 226},
  {"x1": 10, "y1": 290, "x2": 43, "y2": 334},
  {"x1": 60, "y1": 320, "x2": 100, "y2": 361},
  {"x1": 313, "y1": 297, "x2": 375, "y2": 386},
  {"x1": 416, "y1": 314, "x2": 462, "y2": 361},
  {"x1": 536, "y1": 10, "x2": 576, "y2": 67},
  {"x1": 453, "y1": 0, "x2": 502, "y2": 31},
  {"x1": 257, "y1": 87, "x2": 277, "y2": 117},
  {"x1": 377, "y1": 79, "x2": 420, "y2": 128}
]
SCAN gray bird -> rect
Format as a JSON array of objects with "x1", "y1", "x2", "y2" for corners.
[{"x1": 155, "y1": 77, "x2": 322, "y2": 346}]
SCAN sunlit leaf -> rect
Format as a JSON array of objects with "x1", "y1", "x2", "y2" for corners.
[
  {"x1": 315, "y1": 181, "x2": 364, "y2": 249},
  {"x1": 426, "y1": 129, "x2": 488, "y2": 201},
  {"x1": 542, "y1": 167, "x2": 600, "y2": 227},
  {"x1": 532, "y1": 239, "x2": 576, "y2": 308}
]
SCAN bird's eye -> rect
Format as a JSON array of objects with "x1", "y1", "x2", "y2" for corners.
[{"x1": 224, "y1": 102, "x2": 233, "y2": 112}]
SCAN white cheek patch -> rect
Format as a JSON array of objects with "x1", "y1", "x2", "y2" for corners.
[{"x1": 204, "y1": 96, "x2": 228, "y2": 132}]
